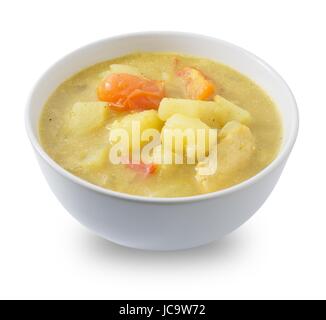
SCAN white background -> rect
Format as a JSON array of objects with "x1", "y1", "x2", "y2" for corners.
[{"x1": 0, "y1": 0, "x2": 325, "y2": 300}]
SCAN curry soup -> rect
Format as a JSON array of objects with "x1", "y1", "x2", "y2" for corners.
[{"x1": 39, "y1": 52, "x2": 282, "y2": 197}]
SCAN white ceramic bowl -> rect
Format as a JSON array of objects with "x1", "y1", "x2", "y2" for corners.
[{"x1": 25, "y1": 32, "x2": 299, "y2": 250}]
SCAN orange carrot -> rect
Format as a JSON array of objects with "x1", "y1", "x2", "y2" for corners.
[
  {"x1": 97, "y1": 73, "x2": 165, "y2": 111},
  {"x1": 177, "y1": 67, "x2": 215, "y2": 100},
  {"x1": 126, "y1": 162, "x2": 157, "y2": 175}
]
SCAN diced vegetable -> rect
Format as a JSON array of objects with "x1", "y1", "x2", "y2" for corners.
[
  {"x1": 213, "y1": 95, "x2": 251, "y2": 126},
  {"x1": 80, "y1": 146, "x2": 109, "y2": 170},
  {"x1": 109, "y1": 110, "x2": 163, "y2": 151},
  {"x1": 163, "y1": 113, "x2": 210, "y2": 131},
  {"x1": 126, "y1": 162, "x2": 157, "y2": 175},
  {"x1": 110, "y1": 64, "x2": 142, "y2": 76},
  {"x1": 158, "y1": 97, "x2": 251, "y2": 128},
  {"x1": 177, "y1": 67, "x2": 215, "y2": 100},
  {"x1": 97, "y1": 73, "x2": 165, "y2": 111},
  {"x1": 161, "y1": 114, "x2": 211, "y2": 156},
  {"x1": 111, "y1": 110, "x2": 163, "y2": 134},
  {"x1": 99, "y1": 64, "x2": 142, "y2": 79},
  {"x1": 68, "y1": 102, "x2": 109, "y2": 135},
  {"x1": 159, "y1": 98, "x2": 215, "y2": 125}
]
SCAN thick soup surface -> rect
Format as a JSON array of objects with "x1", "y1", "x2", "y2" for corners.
[{"x1": 39, "y1": 52, "x2": 282, "y2": 197}]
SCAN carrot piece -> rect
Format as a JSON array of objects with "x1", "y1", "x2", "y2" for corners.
[
  {"x1": 97, "y1": 73, "x2": 165, "y2": 111},
  {"x1": 177, "y1": 67, "x2": 215, "y2": 100},
  {"x1": 126, "y1": 162, "x2": 157, "y2": 175}
]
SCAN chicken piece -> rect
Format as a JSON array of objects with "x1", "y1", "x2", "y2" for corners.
[
  {"x1": 217, "y1": 121, "x2": 256, "y2": 173},
  {"x1": 195, "y1": 121, "x2": 255, "y2": 191}
]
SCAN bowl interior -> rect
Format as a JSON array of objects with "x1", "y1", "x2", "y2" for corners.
[{"x1": 26, "y1": 32, "x2": 298, "y2": 200}]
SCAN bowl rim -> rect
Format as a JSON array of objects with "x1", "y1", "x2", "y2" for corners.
[{"x1": 25, "y1": 31, "x2": 299, "y2": 204}]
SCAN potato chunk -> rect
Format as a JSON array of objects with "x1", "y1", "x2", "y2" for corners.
[
  {"x1": 109, "y1": 110, "x2": 163, "y2": 151},
  {"x1": 80, "y1": 146, "x2": 109, "y2": 170},
  {"x1": 99, "y1": 64, "x2": 142, "y2": 79},
  {"x1": 110, "y1": 64, "x2": 142, "y2": 76},
  {"x1": 161, "y1": 114, "x2": 212, "y2": 158},
  {"x1": 158, "y1": 97, "x2": 251, "y2": 128},
  {"x1": 213, "y1": 95, "x2": 251, "y2": 127},
  {"x1": 68, "y1": 102, "x2": 109, "y2": 135}
]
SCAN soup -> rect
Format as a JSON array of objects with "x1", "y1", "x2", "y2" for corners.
[{"x1": 39, "y1": 52, "x2": 282, "y2": 197}]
